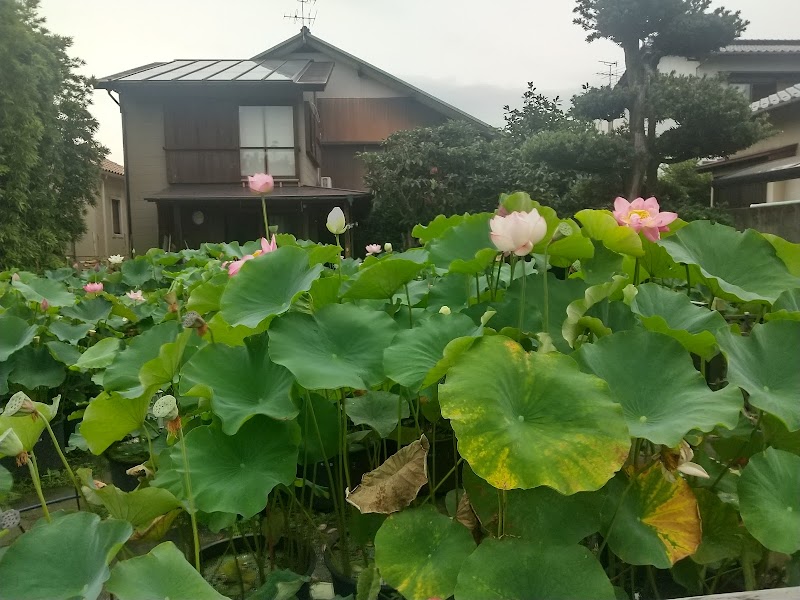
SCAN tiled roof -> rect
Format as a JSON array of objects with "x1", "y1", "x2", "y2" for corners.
[
  {"x1": 96, "y1": 59, "x2": 333, "y2": 90},
  {"x1": 751, "y1": 83, "x2": 800, "y2": 113},
  {"x1": 144, "y1": 183, "x2": 370, "y2": 202},
  {"x1": 101, "y1": 159, "x2": 124, "y2": 176},
  {"x1": 719, "y1": 39, "x2": 800, "y2": 54}
]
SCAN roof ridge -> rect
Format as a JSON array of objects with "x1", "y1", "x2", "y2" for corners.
[{"x1": 750, "y1": 82, "x2": 800, "y2": 114}]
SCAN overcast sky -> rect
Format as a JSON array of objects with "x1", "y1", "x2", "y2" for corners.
[{"x1": 39, "y1": 0, "x2": 800, "y2": 162}]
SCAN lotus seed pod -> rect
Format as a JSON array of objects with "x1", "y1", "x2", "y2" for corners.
[
  {"x1": 3, "y1": 392, "x2": 30, "y2": 417},
  {"x1": 182, "y1": 311, "x2": 204, "y2": 329},
  {"x1": 152, "y1": 395, "x2": 179, "y2": 420},
  {"x1": 0, "y1": 509, "x2": 20, "y2": 530},
  {"x1": 438, "y1": 306, "x2": 451, "y2": 315}
]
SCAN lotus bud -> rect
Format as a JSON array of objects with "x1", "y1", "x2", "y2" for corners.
[
  {"x1": 0, "y1": 429, "x2": 27, "y2": 465},
  {"x1": 152, "y1": 395, "x2": 179, "y2": 421},
  {"x1": 40, "y1": 298, "x2": 49, "y2": 311},
  {"x1": 326, "y1": 207, "x2": 347, "y2": 235},
  {"x1": 438, "y1": 306, "x2": 451, "y2": 315},
  {"x1": 72, "y1": 262, "x2": 81, "y2": 270},
  {"x1": 11, "y1": 273, "x2": 20, "y2": 282},
  {"x1": 0, "y1": 509, "x2": 20, "y2": 530},
  {"x1": 480, "y1": 309, "x2": 497, "y2": 326},
  {"x1": 384, "y1": 242, "x2": 393, "y2": 253},
  {"x1": 3, "y1": 392, "x2": 37, "y2": 417},
  {"x1": 248, "y1": 173, "x2": 275, "y2": 194}
]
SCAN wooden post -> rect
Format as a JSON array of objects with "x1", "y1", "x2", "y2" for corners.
[{"x1": 172, "y1": 202, "x2": 183, "y2": 251}]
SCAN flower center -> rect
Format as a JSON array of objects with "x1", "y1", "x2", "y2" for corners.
[{"x1": 628, "y1": 209, "x2": 650, "y2": 220}]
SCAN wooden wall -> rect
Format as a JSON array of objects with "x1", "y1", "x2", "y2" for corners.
[
  {"x1": 317, "y1": 98, "x2": 446, "y2": 143},
  {"x1": 163, "y1": 100, "x2": 240, "y2": 183},
  {"x1": 321, "y1": 144, "x2": 380, "y2": 190}
]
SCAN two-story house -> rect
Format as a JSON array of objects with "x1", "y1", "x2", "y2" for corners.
[
  {"x1": 96, "y1": 27, "x2": 489, "y2": 255},
  {"x1": 72, "y1": 159, "x2": 128, "y2": 262}
]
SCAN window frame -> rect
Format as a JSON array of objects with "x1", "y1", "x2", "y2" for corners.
[
  {"x1": 238, "y1": 105, "x2": 299, "y2": 179},
  {"x1": 111, "y1": 198, "x2": 122, "y2": 236}
]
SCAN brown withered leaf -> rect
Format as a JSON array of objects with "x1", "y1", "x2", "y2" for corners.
[
  {"x1": 456, "y1": 492, "x2": 478, "y2": 531},
  {"x1": 346, "y1": 435, "x2": 429, "y2": 514},
  {"x1": 129, "y1": 509, "x2": 181, "y2": 542}
]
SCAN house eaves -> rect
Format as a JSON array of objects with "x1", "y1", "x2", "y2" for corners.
[
  {"x1": 717, "y1": 39, "x2": 800, "y2": 55},
  {"x1": 251, "y1": 27, "x2": 495, "y2": 132},
  {"x1": 751, "y1": 83, "x2": 800, "y2": 114}
]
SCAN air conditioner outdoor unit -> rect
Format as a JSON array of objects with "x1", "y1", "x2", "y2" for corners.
[{"x1": 320, "y1": 176, "x2": 333, "y2": 188}]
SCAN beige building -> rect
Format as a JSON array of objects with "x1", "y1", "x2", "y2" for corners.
[
  {"x1": 95, "y1": 27, "x2": 488, "y2": 254},
  {"x1": 72, "y1": 159, "x2": 129, "y2": 261}
]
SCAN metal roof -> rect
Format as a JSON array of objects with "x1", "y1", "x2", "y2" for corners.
[
  {"x1": 145, "y1": 183, "x2": 370, "y2": 202},
  {"x1": 250, "y1": 27, "x2": 494, "y2": 131},
  {"x1": 751, "y1": 83, "x2": 800, "y2": 114},
  {"x1": 96, "y1": 59, "x2": 334, "y2": 89},
  {"x1": 714, "y1": 155, "x2": 800, "y2": 186},
  {"x1": 718, "y1": 39, "x2": 800, "y2": 54}
]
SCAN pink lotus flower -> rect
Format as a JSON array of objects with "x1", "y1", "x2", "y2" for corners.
[
  {"x1": 126, "y1": 290, "x2": 144, "y2": 302},
  {"x1": 40, "y1": 299, "x2": 49, "y2": 311},
  {"x1": 366, "y1": 244, "x2": 382, "y2": 255},
  {"x1": 260, "y1": 235, "x2": 277, "y2": 254},
  {"x1": 227, "y1": 255, "x2": 254, "y2": 277},
  {"x1": 489, "y1": 209, "x2": 548, "y2": 256},
  {"x1": 248, "y1": 173, "x2": 274, "y2": 194},
  {"x1": 613, "y1": 197, "x2": 678, "y2": 242},
  {"x1": 83, "y1": 282, "x2": 104, "y2": 293}
]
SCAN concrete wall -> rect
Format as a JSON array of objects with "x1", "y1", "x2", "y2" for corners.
[
  {"x1": 731, "y1": 201, "x2": 800, "y2": 242},
  {"x1": 122, "y1": 90, "x2": 168, "y2": 253},
  {"x1": 73, "y1": 173, "x2": 128, "y2": 261}
]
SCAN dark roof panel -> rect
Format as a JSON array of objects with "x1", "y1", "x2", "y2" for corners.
[{"x1": 145, "y1": 183, "x2": 370, "y2": 202}]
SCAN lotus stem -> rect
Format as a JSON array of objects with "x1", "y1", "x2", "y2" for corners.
[
  {"x1": 335, "y1": 234, "x2": 342, "y2": 285},
  {"x1": 424, "y1": 457, "x2": 464, "y2": 501},
  {"x1": 27, "y1": 452, "x2": 51, "y2": 523},
  {"x1": 542, "y1": 247, "x2": 550, "y2": 334},
  {"x1": 517, "y1": 258, "x2": 526, "y2": 342},
  {"x1": 178, "y1": 427, "x2": 201, "y2": 571},
  {"x1": 404, "y1": 283, "x2": 413, "y2": 328},
  {"x1": 261, "y1": 195, "x2": 270, "y2": 236},
  {"x1": 647, "y1": 566, "x2": 661, "y2": 600},
  {"x1": 685, "y1": 263, "x2": 691, "y2": 296},
  {"x1": 474, "y1": 273, "x2": 480, "y2": 304},
  {"x1": 633, "y1": 258, "x2": 641, "y2": 286},
  {"x1": 493, "y1": 254, "x2": 503, "y2": 300},
  {"x1": 38, "y1": 412, "x2": 83, "y2": 500}
]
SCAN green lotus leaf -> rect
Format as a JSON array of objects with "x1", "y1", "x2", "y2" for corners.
[
  {"x1": 250, "y1": 569, "x2": 309, "y2": 600},
  {"x1": 658, "y1": 222, "x2": 800, "y2": 303},
  {"x1": 152, "y1": 417, "x2": 299, "y2": 518},
  {"x1": 454, "y1": 537, "x2": 615, "y2": 600},
  {"x1": 629, "y1": 283, "x2": 728, "y2": 359},
  {"x1": 297, "y1": 392, "x2": 340, "y2": 464},
  {"x1": 546, "y1": 219, "x2": 595, "y2": 265},
  {"x1": 413, "y1": 213, "x2": 466, "y2": 244},
  {"x1": 343, "y1": 254, "x2": 428, "y2": 300},
  {"x1": 106, "y1": 541, "x2": 225, "y2": 600},
  {"x1": 562, "y1": 275, "x2": 629, "y2": 347},
  {"x1": 180, "y1": 333, "x2": 297, "y2": 435},
  {"x1": 220, "y1": 246, "x2": 324, "y2": 328},
  {"x1": 74, "y1": 337, "x2": 123, "y2": 371},
  {"x1": 575, "y1": 330, "x2": 742, "y2": 446},
  {"x1": 576, "y1": 209, "x2": 644, "y2": 257},
  {"x1": 49, "y1": 319, "x2": 92, "y2": 344},
  {"x1": 81, "y1": 391, "x2": 151, "y2": 455},
  {"x1": 61, "y1": 296, "x2": 113, "y2": 323},
  {"x1": 120, "y1": 257, "x2": 155, "y2": 287},
  {"x1": 205, "y1": 311, "x2": 269, "y2": 347},
  {"x1": 0, "y1": 511, "x2": 131, "y2": 600},
  {"x1": 692, "y1": 489, "x2": 744, "y2": 565},
  {"x1": 738, "y1": 448, "x2": 800, "y2": 554},
  {"x1": 428, "y1": 213, "x2": 497, "y2": 274},
  {"x1": 46, "y1": 341, "x2": 82, "y2": 366},
  {"x1": 9, "y1": 345, "x2": 66, "y2": 388},
  {"x1": 384, "y1": 313, "x2": 480, "y2": 390},
  {"x1": 138, "y1": 329, "x2": 197, "y2": 392},
  {"x1": 12, "y1": 277, "x2": 75, "y2": 307},
  {"x1": 766, "y1": 288, "x2": 800, "y2": 322},
  {"x1": 0, "y1": 314, "x2": 38, "y2": 362},
  {"x1": 426, "y1": 272, "x2": 471, "y2": 313},
  {"x1": 762, "y1": 232, "x2": 800, "y2": 276},
  {"x1": 439, "y1": 336, "x2": 630, "y2": 493},
  {"x1": 491, "y1": 271, "x2": 588, "y2": 352},
  {"x1": 186, "y1": 274, "x2": 227, "y2": 314},
  {"x1": 374, "y1": 505, "x2": 476, "y2": 600},
  {"x1": 505, "y1": 485, "x2": 602, "y2": 545},
  {"x1": 102, "y1": 322, "x2": 179, "y2": 396},
  {"x1": 0, "y1": 397, "x2": 59, "y2": 454},
  {"x1": 718, "y1": 321, "x2": 800, "y2": 431},
  {"x1": 345, "y1": 391, "x2": 409, "y2": 438},
  {"x1": 269, "y1": 303, "x2": 398, "y2": 390},
  {"x1": 601, "y1": 465, "x2": 701, "y2": 568}
]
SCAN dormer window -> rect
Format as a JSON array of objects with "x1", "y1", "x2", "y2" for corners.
[{"x1": 239, "y1": 106, "x2": 296, "y2": 177}]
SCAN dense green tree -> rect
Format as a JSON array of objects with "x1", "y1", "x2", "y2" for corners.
[
  {"x1": 568, "y1": 0, "x2": 766, "y2": 197},
  {"x1": 0, "y1": 0, "x2": 105, "y2": 270}
]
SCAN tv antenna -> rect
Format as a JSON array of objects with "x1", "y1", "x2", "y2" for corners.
[
  {"x1": 597, "y1": 60, "x2": 621, "y2": 86},
  {"x1": 284, "y1": 0, "x2": 317, "y2": 28}
]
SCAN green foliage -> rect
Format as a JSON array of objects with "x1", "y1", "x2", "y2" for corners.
[{"x1": 0, "y1": 0, "x2": 106, "y2": 271}]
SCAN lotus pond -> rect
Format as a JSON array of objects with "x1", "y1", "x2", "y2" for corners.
[{"x1": 0, "y1": 192, "x2": 799, "y2": 600}]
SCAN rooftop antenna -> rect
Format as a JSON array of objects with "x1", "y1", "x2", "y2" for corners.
[
  {"x1": 284, "y1": 0, "x2": 317, "y2": 29},
  {"x1": 596, "y1": 60, "x2": 621, "y2": 87}
]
